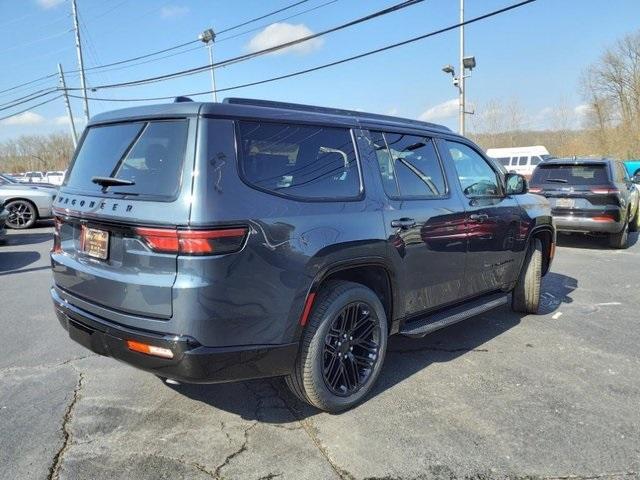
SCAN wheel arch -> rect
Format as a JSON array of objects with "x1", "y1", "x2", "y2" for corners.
[
  {"x1": 527, "y1": 226, "x2": 554, "y2": 276},
  {"x1": 306, "y1": 257, "x2": 398, "y2": 334}
]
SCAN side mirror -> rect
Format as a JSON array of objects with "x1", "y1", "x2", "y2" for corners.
[{"x1": 505, "y1": 172, "x2": 528, "y2": 195}]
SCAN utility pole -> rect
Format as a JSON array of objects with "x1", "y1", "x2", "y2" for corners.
[
  {"x1": 57, "y1": 63, "x2": 78, "y2": 147},
  {"x1": 459, "y1": 0, "x2": 465, "y2": 136},
  {"x1": 71, "y1": 0, "x2": 90, "y2": 121},
  {"x1": 199, "y1": 28, "x2": 217, "y2": 102},
  {"x1": 441, "y1": 0, "x2": 475, "y2": 136}
]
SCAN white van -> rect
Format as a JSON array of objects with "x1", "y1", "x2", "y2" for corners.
[{"x1": 486, "y1": 146, "x2": 554, "y2": 178}]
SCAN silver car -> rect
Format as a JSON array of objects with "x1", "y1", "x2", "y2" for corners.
[{"x1": 0, "y1": 174, "x2": 56, "y2": 229}]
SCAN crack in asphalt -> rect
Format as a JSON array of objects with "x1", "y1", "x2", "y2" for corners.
[
  {"x1": 267, "y1": 380, "x2": 356, "y2": 480},
  {"x1": 47, "y1": 370, "x2": 84, "y2": 480},
  {"x1": 0, "y1": 354, "x2": 98, "y2": 375},
  {"x1": 212, "y1": 422, "x2": 257, "y2": 479}
]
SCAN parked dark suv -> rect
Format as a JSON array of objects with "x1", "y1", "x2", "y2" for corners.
[
  {"x1": 51, "y1": 98, "x2": 555, "y2": 411},
  {"x1": 529, "y1": 158, "x2": 639, "y2": 249}
]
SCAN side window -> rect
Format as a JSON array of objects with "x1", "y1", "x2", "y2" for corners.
[
  {"x1": 519, "y1": 156, "x2": 528, "y2": 166},
  {"x1": 371, "y1": 131, "x2": 446, "y2": 198},
  {"x1": 531, "y1": 155, "x2": 542, "y2": 166},
  {"x1": 510, "y1": 157, "x2": 518, "y2": 166},
  {"x1": 497, "y1": 157, "x2": 510, "y2": 166},
  {"x1": 446, "y1": 141, "x2": 501, "y2": 197},
  {"x1": 237, "y1": 121, "x2": 360, "y2": 200}
]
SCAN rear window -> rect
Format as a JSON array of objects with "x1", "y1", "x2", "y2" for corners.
[
  {"x1": 530, "y1": 164, "x2": 610, "y2": 185},
  {"x1": 64, "y1": 120, "x2": 189, "y2": 200},
  {"x1": 237, "y1": 121, "x2": 360, "y2": 200}
]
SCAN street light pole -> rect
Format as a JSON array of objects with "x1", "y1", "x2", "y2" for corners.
[
  {"x1": 459, "y1": 0, "x2": 465, "y2": 136},
  {"x1": 199, "y1": 29, "x2": 217, "y2": 102}
]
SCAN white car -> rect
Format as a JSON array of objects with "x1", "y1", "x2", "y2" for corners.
[
  {"x1": 45, "y1": 170, "x2": 66, "y2": 185},
  {"x1": 23, "y1": 171, "x2": 46, "y2": 183}
]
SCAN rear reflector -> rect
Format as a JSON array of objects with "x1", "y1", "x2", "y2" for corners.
[
  {"x1": 135, "y1": 227, "x2": 248, "y2": 255},
  {"x1": 299, "y1": 292, "x2": 316, "y2": 326},
  {"x1": 592, "y1": 215, "x2": 616, "y2": 222},
  {"x1": 126, "y1": 340, "x2": 174, "y2": 359}
]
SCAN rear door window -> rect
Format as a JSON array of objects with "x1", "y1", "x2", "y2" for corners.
[
  {"x1": 530, "y1": 164, "x2": 610, "y2": 185},
  {"x1": 371, "y1": 131, "x2": 446, "y2": 198},
  {"x1": 237, "y1": 121, "x2": 360, "y2": 200},
  {"x1": 64, "y1": 120, "x2": 189, "y2": 200}
]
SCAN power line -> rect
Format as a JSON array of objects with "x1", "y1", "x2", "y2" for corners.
[
  {"x1": 67, "y1": 0, "x2": 537, "y2": 103},
  {"x1": 0, "y1": 0, "x2": 330, "y2": 95},
  {"x1": 217, "y1": 0, "x2": 310, "y2": 35},
  {"x1": 66, "y1": 0, "x2": 427, "y2": 91},
  {"x1": 0, "y1": 88, "x2": 59, "y2": 113},
  {"x1": 0, "y1": 95, "x2": 63, "y2": 123},
  {"x1": 216, "y1": 0, "x2": 339, "y2": 43}
]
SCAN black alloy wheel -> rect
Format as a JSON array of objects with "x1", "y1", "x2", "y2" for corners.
[{"x1": 322, "y1": 302, "x2": 381, "y2": 397}]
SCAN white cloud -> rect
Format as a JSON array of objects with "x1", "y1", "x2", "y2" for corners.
[
  {"x1": 0, "y1": 111, "x2": 46, "y2": 126},
  {"x1": 160, "y1": 5, "x2": 190, "y2": 18},
  {"x1": 53, "y1": 115, "x2": 70, "y2": 126},
  {"x1": 418, "y1": 99, "x2": 458, "y2": 121},
  {"x1": 36, "y1": 0, "x2": 64, "y2": 9},
  {"x1": 247, "y1": 23, "x2": 323, "y2": 55},
  {"x1": 386, "y1": 107, "x2": 399, "y2": 116},
  {"x1": 574, "y1": 104, "x2": 592, "y2": 118}
]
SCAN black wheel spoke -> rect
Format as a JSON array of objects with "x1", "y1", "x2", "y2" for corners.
[{"x1": 322, "y1": 301, "x2": 381, "y2": 397}]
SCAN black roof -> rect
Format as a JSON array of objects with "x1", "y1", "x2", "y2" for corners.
[{"x1": 89, "y1": 97, "x2": 453, "y2": 135}]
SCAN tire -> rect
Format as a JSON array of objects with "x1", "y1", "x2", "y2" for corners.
[
  {"x1": 629, "y1": 206, "x2": 640, "y2": 233},
  {"x1": 512, "y1": 238, "x2": 542, "y2": 314},
  {"x1": 609, "y1": 220, "x2": 629, "y2": 249},
  {"x1": 4, "y1": 199, "x2": 37, "y2": 229},
  {"x1": 286, "y1": 281, "x2": 388, "y2": 412}
]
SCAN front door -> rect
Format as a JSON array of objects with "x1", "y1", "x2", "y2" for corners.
[
  {"x1": 444, "y1": 140, "x2": 522, "y2": 298},
  {"x1": 370, "y1": 131, "x2": 467, "y2": 318}
]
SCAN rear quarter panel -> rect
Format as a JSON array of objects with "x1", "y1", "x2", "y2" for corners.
[{"x1": 177, "y1": 119, "x2": 387, "y2": 347}]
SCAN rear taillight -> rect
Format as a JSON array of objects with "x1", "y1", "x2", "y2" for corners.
[
  {"x1": 135, "y1": 227, "x2": 248, "y2": 255},
  {"x1": 590, "y1": 188, "x2": 619, "y2": 195},
  {"x1": 528, "y1": 187, "x2": 542, "y2": 193},
  {"x1": 51, "y1": 217, "x2": 63, "y2": 253}
]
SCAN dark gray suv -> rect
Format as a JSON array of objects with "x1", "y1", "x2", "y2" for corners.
[{"x1": 51, "y1": 98, "x2": 555, "y2": 412}]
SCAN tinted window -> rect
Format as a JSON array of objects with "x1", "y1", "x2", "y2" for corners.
[
  {"x1": 530, "y1": 164, "x2": 610, "y2": 185},
  {"x1": 372, "y1": 132, "x2": 446, "y2": 198},
  {"x1": 447, "y1": 141, "x2": 500, "y2": 197},
  {"x1": 498, "y1": 157, "x2": 510, "y2": 166},
  {"x1": 64, "y1": 120, "x2": 189, "y2": 199},
  {"x1": 519, "y1": 156, "x2": 528, "y2": 166},
  {"x1": 531, "y1": 155, "x2": 542, "y2": 165},
  {"x1": 238, "y1": 121, "x2": 360, "y2": 200}
]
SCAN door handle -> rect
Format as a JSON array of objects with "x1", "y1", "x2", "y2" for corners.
[
  {"x1": 391, "y1": 218, "x2": 416, "y2": 229},
  {"x1": 469, "y1": 213, "x2": 489, "y2": 222}
]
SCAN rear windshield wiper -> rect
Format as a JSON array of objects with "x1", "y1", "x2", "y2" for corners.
[
  {"x1": 91, "y1": 176, "x2": 135, "y2": 187},
  {"x1": 545, "y1": 178, "x2": 568, "y2": 183}
]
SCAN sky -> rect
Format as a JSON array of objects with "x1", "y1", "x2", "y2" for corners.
[{"x1": 0, "y1": 0, "x2": 639, "y2": 141}]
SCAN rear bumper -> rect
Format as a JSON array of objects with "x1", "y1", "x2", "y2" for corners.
[
  {"x1": 51, "y1": 287, "x2": 298, "y2": 384},
  {"x1": 553, "y1": 215, "x2": 623, "y2": 234}
]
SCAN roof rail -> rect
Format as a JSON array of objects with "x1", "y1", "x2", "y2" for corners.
[{"x1": 223, "y1": 97, "x2": 451, "y2": 132}]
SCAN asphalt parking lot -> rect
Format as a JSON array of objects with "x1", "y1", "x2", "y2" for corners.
[{"x1": 1, "y1": 223, "x2": 639, "y2": 480}]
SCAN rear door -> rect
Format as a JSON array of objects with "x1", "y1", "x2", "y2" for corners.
[
  {"x1": 370, "y1": 131, "x2": 467, "y2": 317},
  {"x1": 51, "y1": 118, "x2": 195, "y2": 320}
]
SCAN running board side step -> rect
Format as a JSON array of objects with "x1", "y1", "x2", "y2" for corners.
[{"x1": 399, "y1": 292, "x2": 509, "y2": 338}]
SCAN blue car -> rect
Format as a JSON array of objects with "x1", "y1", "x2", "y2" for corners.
[{"x1": 624, "y1": 160, "x2": 640, "y2": 178}]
